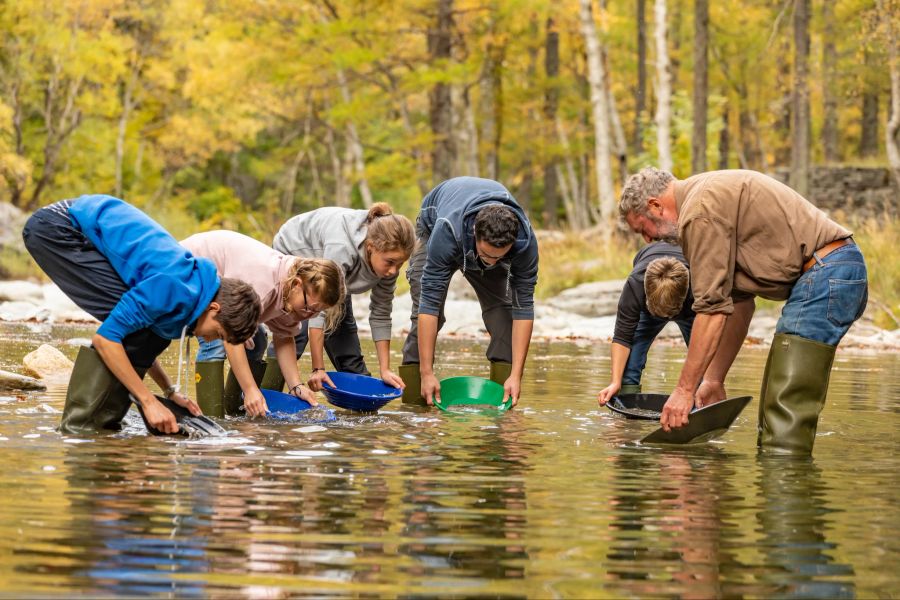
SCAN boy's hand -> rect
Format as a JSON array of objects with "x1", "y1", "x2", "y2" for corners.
[
  {"x1": 142, "y1": 396, "x2": 179, "y2": 433},
  {"x1": 597, "y1": 383, "x2": 620, "y2": 406}
]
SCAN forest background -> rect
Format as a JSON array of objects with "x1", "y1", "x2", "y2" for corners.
[{"x1": 1, "y1": 0, "x2": 900, "y2": 326}]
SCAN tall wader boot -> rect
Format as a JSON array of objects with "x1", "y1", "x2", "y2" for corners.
[
  {"x1": 399, "y1": 363, "x2": 425, "y2": 406},
  {"x1": 757, "y1": 333, "x2": 837, "y2": 455},
  {"x1": 489, "y1": 361, "x2": 513, "y2": 386},
  {"x1": 619, "y1": 384, "x2": 642, "y2": 395},
  {"x1": 195, "y1": 360, "x2": 225, "y2": 418},
  {"x1": 61, "y1": 346, "x2": 147, "y2": 434},
  {"x1": 260, "y1": 356, "x2": 286, "y2": 392},
  {"x1": 222, "y1": 360, "x2": 268, "y2": 416}
]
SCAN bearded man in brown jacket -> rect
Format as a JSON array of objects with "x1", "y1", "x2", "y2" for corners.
[{"x1": 618, "y1": 168, "x2": 868, "y2": 455}]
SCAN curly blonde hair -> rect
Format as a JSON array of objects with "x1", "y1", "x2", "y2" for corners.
[{"x1": 644, "y1": 257, "x2": 689, "y2": 318}]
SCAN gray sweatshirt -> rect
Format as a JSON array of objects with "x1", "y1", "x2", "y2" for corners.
[{"x1": 273, "y1": 207, "x2": 396, "y2": 341}]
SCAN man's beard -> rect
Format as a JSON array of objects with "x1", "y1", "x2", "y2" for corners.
[{"x1": 649, "y1": 213, "x2": 680, "y2": 245}]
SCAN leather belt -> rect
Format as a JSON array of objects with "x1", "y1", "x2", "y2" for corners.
[{"x1": 802, "y1": 238, "x2": 852, "y2": 273}]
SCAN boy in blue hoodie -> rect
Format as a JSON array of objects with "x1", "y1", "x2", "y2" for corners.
[
  {"x1": 23, "y1": 196, "x2": 260, "y2": 435},
  {"x1": 400, "y1": 177, "x2": 539, "y2": 407}
]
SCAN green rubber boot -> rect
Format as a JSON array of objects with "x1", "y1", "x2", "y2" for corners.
[
  {"x1": 61, "y1": 346, "x2": 145, "y2": 434},
  {"x1": 757, "y1": 333, "x2": 837, "y2": 455},
  {"x1": 619, "y1": 384, "x2": 642, "y2": 395},
  {"x1": 195, "y1": 360, "x2": 225, "y2": 418},
  {"x1": 489, "y1": 361, "x2": 513, "y2": 386},
  {"x1": 260, "y1": 356, "x2": 286, "y2": 392},
  {"x1": 399, "y1": 363, "x2": 425, "y2": 405}
]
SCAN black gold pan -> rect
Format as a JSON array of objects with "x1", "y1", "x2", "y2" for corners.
[{"x1": 640, "y1": 395, "x2": 753, "y2": 445}]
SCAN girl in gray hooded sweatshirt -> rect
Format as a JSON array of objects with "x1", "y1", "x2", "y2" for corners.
[{"x1": 268, "y1": 203, "x2": 415, "y2": 391}]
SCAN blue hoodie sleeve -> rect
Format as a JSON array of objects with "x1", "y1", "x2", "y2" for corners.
[
  {"x1": 97, "y1": 274, "x2": 198, "y2": 342},
  {"x1": 509, "y1": 238, "x2": 539, "y2": 320},
  {"x1": 418, "y1": 221, "x2": 460, "y2": 317}
]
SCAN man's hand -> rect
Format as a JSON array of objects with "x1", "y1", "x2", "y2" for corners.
[
  {"x1": 141, "y1": 395, "x2": 179, "y2": 433},
  {"x1": 380, "y1": 368, "x2": 405, "y2": 390},
  {"x1": 503, "y1": 376, "x2": 521, "y2": 407},
  {"x1": 169, "y1": 391, "x2": 201, "y2": 416},
  {"x1": 242, "y1": 387, "x2": 268, "y2": 418},
  {"x1": 696, "y1": 380, "x2": 727, "y2": 408},
  {"x1": 307, "y1": 369, "x2": 334, "y2": 392},
  {"x1": 421, "y1": 372, "x2": 440, "y2": 406},
  {"x1": 597, "y1": 382, "x2": 621, "y2": 406},
  {"x1": 660, "y1": 387, "x2": 695, "y2": 432},
  {"x1": 289, "y1": 383, "x2": 319, "y2": 407}
]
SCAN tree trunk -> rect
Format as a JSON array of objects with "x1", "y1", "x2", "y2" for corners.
[
  {"x1": 790, "y1": 0, "x2": 810, "y2": 196},
  {"x1": 579, "y1": 0, "x2": 617, "y2": 225},
  {"x1": 115, "y1": 56, "x2": 142, "y2": 198},
  {"x1": 883, "y1": 0, "x2": 900, "y2": 187},
  {"x1": 336, "y1": 68, "x2": 372, "y2": 208},
  {"x1": 429, "y1": 0, "x2": 455, "y2": 184},
  {"x1": 324, "y1": 115, "x2": 349, "y2": 208},
  {"x1": 774, "y1": 32, "x2": 792, "y2": 166},
  {"x1": 691, "y1": 0, "x2": 708, "y2": 174},
  {"x1": 456, "y1": 85, "x2": 480, "y2": 176},
  {"x1": 544, "y1": 17, "x2": 560, "y2": 227},
  {"x1": 718, "y1": 102, "x2": 730, "y2": 169},
  {"x1": 479, "y1": 38, "x2": 504, "y2": 180},
  {"x1": 654, "y1": 0, "x2": 673, "y2": 171},
  {"x1": 860, "y1": 49, "x2": 881, "y2": 158},
  {"x1": 821, "y1": 0, "x2": 840, "y2": 163},
  {"x1": 635, "y1": 0, "x2": 647, "y2": 152},
  {"x1": 556, "y1": 117, "x2": 581, "y2": 229}
]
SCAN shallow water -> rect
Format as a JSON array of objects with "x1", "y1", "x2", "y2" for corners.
[{"x1": 1, "y1": 322, "x2": 898, "y2": 597}]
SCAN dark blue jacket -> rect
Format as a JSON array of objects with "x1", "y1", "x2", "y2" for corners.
[
  {"x1": 68, "y1": 195, "x2": 220, "y2": 343},
  {"x1": 417, "y1": 177, "x2": 539, "y2": 320}
]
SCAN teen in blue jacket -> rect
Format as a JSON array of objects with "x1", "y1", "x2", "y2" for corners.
[
  {"x1": 23, "y1": 196, "x2": 260, "y2": 435},
  {"x1": 400, "y1": 177, "x2": 539, "y2": 407}
]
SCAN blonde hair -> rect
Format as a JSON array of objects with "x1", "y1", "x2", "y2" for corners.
[
  {"x1": 284, "y1": 258, "x2": 346, "y2": 333},
  {"x1": 644, "y1": 257, "x2": 690, "y2": 318},
  {"x1": 365, "y1": 202, "x2": 415, "y2": 259}
]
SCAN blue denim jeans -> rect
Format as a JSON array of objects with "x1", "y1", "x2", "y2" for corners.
[
  {"x1": 775, "y1": 242, "x2": 868, "y2": 346},
  {"x1": 623, "y1": 311, "x2": 694, "y2": 386},
  {"x1": 196, "y1": 325, "x2": 268, "y2": 362}
]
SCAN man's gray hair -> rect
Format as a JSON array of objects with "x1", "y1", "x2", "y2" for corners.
[{"x1": 618, "y1": 167, "x2": 676, "y2": 219}]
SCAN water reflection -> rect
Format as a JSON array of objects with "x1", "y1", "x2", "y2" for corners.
[
  {"x1": 605, "y1": 448, "x2": 744, "y2": 598},
  {"x1": 0, "y1": 324, "x2": 898, "y2": 596},
  {"x1": 400, "y1": 410, "x2": 531, "y2": 587},
  {"x1": 755, "y1": 456, "x2": 854, "y2": 599}
]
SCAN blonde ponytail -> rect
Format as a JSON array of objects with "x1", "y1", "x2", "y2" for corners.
[
  {"x1": 284, "y1": 258, "x2": 346, "y2": 333},
  {"x1": 365, "y1": 202, "x2": 415, "y2": 257}
]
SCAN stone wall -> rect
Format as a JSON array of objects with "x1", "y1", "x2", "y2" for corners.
[{"x1": 772, "y1": 167, "x2": 899, "y2": 220}]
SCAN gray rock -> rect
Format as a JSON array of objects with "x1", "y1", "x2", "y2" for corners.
[{"x1": 0, "y1": 369, "x2": 46, "y2": 391}]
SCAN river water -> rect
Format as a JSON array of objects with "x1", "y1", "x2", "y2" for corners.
[{"x1": 1, "y1": 322, "x2": 898, "y2": 597}]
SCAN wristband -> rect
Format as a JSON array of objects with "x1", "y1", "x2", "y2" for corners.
[
  {"x1": 311, "y1": 367, "x2": 325, "y2": 373},
  {"x1": 289, "y1": 383, "x2": 305, "y2": 396},
  {"x1": 164, "y1": 384, "x2": 179, "y2": 399}
]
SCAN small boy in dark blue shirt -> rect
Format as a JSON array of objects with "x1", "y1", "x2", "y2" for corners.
[{"x1": 597, "y1": 242, "x2": 694, "y2": 405}]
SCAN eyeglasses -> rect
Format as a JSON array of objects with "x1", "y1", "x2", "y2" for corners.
[{"x1": 297, "y1": 285, "x2": 322, "y2": 315}]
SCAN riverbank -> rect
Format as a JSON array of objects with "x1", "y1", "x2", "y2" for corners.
[{"x1": 2, "y1": 275, "x2": 898, "y2": 351}]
